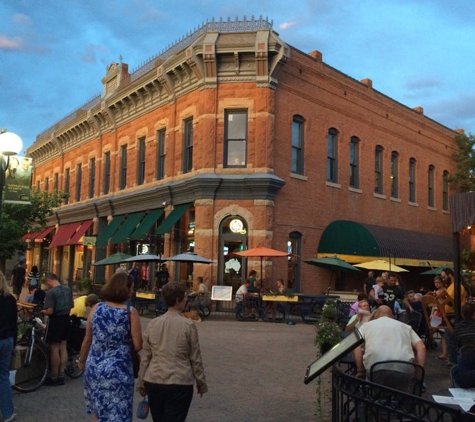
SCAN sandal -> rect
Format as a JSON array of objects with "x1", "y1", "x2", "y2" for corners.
[{"x1": 435, "y1": 355, "x2": 448, "y2": 360}]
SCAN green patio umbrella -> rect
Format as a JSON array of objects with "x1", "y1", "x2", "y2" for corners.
[
  {"x1": 304, "y1": 256, "x2": 362, "y2": 274},
  {"x1": 420, "y1": 265, "x2": 453, "y2": 276},
  {"x1": 92, "y1": 252, "x2": 134, "y2": 266}
]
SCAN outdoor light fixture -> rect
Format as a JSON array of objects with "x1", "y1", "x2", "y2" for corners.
[{"x1": 0, "y1": 129, "x2": 23, "y2": 223}]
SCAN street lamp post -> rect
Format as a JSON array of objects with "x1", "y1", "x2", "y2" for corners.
[{"x1": 0, "y1": 129, "x2": 24, "y2": 226}]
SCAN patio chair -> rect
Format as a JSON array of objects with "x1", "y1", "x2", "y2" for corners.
[
  {"x1": 420, "y1": 292, "x2": 453, "y2": 348},
  {"x1": 370, "y1": 360, "x2": 425, "y2": 396}
]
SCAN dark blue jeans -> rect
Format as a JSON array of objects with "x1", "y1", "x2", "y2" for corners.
[
  {"x1": 445, "y1": 329, "x2": 458, "y2": 364},
  {"x1": 144, "y1": 382, "x2": 193, "y2": 422},
  {"x1": 0, "y1": 337, "x2": 15, "y2": 419}
]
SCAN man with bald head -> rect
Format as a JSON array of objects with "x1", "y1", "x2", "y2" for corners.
[{"x1": 353, "y1": 305, "x2": 426, "y2": 389}]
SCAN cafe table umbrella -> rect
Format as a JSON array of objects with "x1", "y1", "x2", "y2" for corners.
[
  {"x1": 92, "y1": 252, "x2": 134, "y2": 266},
  {"x1": 304, "y1": 256, "x2": 362, "y2": 274},
  {"x1": 123, "y1": 254, "x2": 163, "y2": 263},
  {"x1": 354, "y1": 259, "x2": 408, "y2": 273},
  {"x1": 234, "y1": 246, "x2": 290, "y2": 289},
  {"x1": 420, "y1": 265, "x2": 453, "y2": 276},
  {"x1": 164, "y1": 251, "x2": 213, "y2": 264}
]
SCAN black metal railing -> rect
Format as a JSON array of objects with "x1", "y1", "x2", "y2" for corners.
[{"x1": 332, "y1": 367, "x2": 464, "y2": 422}]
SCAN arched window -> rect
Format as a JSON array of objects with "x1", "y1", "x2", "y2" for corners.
[{"x1": 288, "y1": 232, "x2": 302, "y2": 292}]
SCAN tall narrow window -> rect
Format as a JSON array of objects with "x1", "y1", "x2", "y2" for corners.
[
  {"x1": 64, "y1": 168, "x2": 70, "y2": 204},
  {"x1": 75, "y1": 163, "x2": 82, "y2": 202},
  {"x1": 327, "y1": 128, "x2": 338, "y2": 183},
  {"x1": 349, "y1": 137, "x2": 359, "y2": 188},
  {"x1": 409, "y1": 158, "x2": 416, "y2": 203},
  {"x1": 36, "y1": 180, "x2": 40, "y2": 192},
  {"x1": 119, "y1": 145, "x2": 127, "y2": 190},
  {"x1": 156, "y1": 129, "x2": 166, "y2": 180},
  {"x1": 390, "y1": 151, "x2": 399, "y2": 198},
  {"x1": 103, "y1": 152, "x2": 110, "y2": 194},
  {"x1": 428, "y1": 165, "x2": 435, "y2": 207},
  {"x1": 89, "y1": 158, "x2": 95, "y2": 198},
  {"x1": 54, "y1": 173, "x2": 59, "y2": 192},
  {"x1": 291, "y1": 115, "x2": 304, "y2": 174},
  {"x1": 374, "y1": 145, "x2": 383, "y2": 194},
  {"x1": 137, "y1": 137, "x2": 146, "y2": 185},
  {"x1": 224, "y1": 110, "x2": 247, "y2": 167},
  {"x1": 183, "y1": 117, "x2": 193, "y2": 173},
  {"x1": 44, "y1": 177, "x2": 49, "y2": 192},
  {"x1": 442, "y1": 171, "x2": 449, "y2": 211}
]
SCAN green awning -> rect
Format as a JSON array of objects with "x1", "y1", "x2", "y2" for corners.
[
  {"x1": 129, "y1": 209, "x2": 164, "y2": 240},
  {"x1": 156, "y1": 203, "x2": 192, "y2": 234},
  {"x1": 317, "y1": 220, "x2": 454, "y2": 267},
  {"x1": 110, "y1": 212, "x2": 146, "y2": 244},
  {"x1": 95, "y1": 215, "x2": 126, "y2": 247}
]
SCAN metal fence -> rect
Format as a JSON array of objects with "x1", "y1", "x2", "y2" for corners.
[{"x1": 332, "y1": 367, "x2": 466, "y2": 422}]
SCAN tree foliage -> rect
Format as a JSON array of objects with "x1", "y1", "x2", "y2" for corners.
[
  {"x1": 449, "y1": 132, "x2": 475, "y2": 192},
  {"x1": 0, "y1": 189, "x2": 68, "y2": 263}
]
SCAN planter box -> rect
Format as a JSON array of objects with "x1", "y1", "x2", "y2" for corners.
[{"x1": 261, "y1": 295, "x2": 298, "y2": 302}]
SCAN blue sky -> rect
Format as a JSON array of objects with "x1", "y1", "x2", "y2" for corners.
[{"x1": 1, "y1": 0, "x2": 474, "y2": 154}]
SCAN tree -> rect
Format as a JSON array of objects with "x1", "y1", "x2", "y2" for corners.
[
  {"x1": 449, "y1": 132, "x2": 475, "y2": 192},
  {"x1": 0, "y1": 189, "x2": 68, "y2": 268}
]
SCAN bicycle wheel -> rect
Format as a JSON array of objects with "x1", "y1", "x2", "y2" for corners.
[
  {"x1": 12, "y1": 340, "x2": 49, "y2": 393},
  {"x1": 64, "y1": 346, "x2": 84, "y2": 379}
]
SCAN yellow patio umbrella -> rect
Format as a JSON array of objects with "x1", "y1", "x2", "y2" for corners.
[{"x1": 354, "y1": 259, "x2": 408, "y2": 273}]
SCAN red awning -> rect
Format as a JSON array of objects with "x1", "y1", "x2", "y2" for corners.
[
  {"x1": 22, "y1": 232, "x2": 35, "y2": 241},
  {"x1": 48, "y1": 222, "x2": 81, "y2": 249},
  {"x1": 67, "y1": 220, "x2": 93, "y2": 245},
  {"x1": 33, "y1": 226, "x2": 55, "y2": 243}
]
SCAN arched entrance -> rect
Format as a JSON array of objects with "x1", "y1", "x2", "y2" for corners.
[{"x1": 218, "y1": 216, "x2": 248, "y2": 293}]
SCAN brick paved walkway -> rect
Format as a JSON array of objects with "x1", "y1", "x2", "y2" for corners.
[
  {"x1": 9, "y1": 317, "x2": 318, "y2": 422},
  {"x1": 7, "y1": 310, "x2": 454, "y2": 422}
]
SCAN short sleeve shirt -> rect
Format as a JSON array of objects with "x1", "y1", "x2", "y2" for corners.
[{"x1": 44, "y1": 284, "x2": 73, "y2": 316}]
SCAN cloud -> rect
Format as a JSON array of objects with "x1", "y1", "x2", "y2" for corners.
[
  {"x1": 279, "y1": 21, "x2": 297, "y2": 30},
  {"x1": 12, "y1": 13, "x2": 31, "y2": 25},
  {"x1": 404, "y1": 77, "x2": 441, "y2": 91},
  {"x1": 80, "y1": 44, "x2": 107, "y2": 63},
  {"x1": 0, "y1": 35, "x2": 24, "y2": 50}
]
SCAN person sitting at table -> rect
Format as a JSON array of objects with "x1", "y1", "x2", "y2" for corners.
[
  {"x1": 353, "y1": 305, "x2": 426, "y2": 389},
  {"x1": 236, "y1": 280, "x2": 258, "y2": 315},
  {"x1": 25, "y1": 285, "x2": 46, "y2": 305},
  {"x1": 247, "y1": 270, "x2": 259, "y2": 293},
  {"x1": 190, "y1": 277, "x2": 210, "y2": 308},
  {"x1": 264, "y1": 278, "x2": 286, "y2": 319},
  {"x1": 349, "y1": 293, "x2": 367, "y2": 317},
  {"x1": 346, "y1": 300, "x2": 371, "y2": 331}
]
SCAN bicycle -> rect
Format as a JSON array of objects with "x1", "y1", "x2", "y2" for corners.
[{"x1": 12, "y1": 312, "x2": 84, "y2": 393}]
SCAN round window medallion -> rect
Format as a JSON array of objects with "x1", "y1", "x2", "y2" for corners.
[{"x1": 229, "y1": 219, "x2": 244, "y2": 233}]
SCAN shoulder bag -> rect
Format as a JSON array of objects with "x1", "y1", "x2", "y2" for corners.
[{"x1": 127, "y1": 305, "x2": 141, "y2": 378}]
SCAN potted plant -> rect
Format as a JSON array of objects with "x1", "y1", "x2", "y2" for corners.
[
  {"x1": 314, "y1": 298, "x2": 341, "y2": 354},
  {"x1": 75, "y1": 277, "x2": 92, "y2": 294}
]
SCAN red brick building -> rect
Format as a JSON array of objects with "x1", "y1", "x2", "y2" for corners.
[{"x1": 25, "y1": 17, "x2": 457, "y2": 294}]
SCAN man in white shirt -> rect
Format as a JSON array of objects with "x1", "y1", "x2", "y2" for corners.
[
  {"x1": 353, "y1": 305, "x2": 426, "y2": 390},
  {"x1": 235, "y1": 280, "x2": 251, "y2": 304}
]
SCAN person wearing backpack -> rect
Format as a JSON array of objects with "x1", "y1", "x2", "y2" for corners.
[{"x1": 27, "y1": 265, "x2": 40, "y2": 291}]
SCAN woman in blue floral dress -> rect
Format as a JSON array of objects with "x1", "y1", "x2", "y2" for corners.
[{"x1": 77, "y1": 272, "x2": 142, "y2": 422}]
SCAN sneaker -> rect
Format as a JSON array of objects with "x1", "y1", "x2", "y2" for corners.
[
  {"x1": 43, "y1": 376, "x2": 58, "y2": 386},
  {"x1": 5, "y1": 413, "x2": 17, "y2": 422},
  {"x1": 56, "y1": 376, "x2": 65, "y2": 386}
]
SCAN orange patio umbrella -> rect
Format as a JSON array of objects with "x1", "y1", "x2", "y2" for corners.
[{"x1": 234, "y1": 246, "x2": 290, "y2": 287}]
